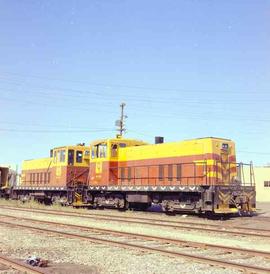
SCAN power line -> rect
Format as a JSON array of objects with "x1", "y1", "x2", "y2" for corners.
[
  {"x1": 238, "y1": 150, "x2": 270, "y2": 156},
  {"x1": 1, "y1": 77, "x2": 266, "y2": 105},
  {"x1": 1, "y1": 92, "x2": 270, "y2": 124},
  {"x1": 0, "y1": 81, "x2": 269, "y2": 121},
  {"x1": 0, "y1": 128, "x2": 114, "y2": 133},
  {"x1": 0, "y1": 76, "x2": 269, "y2": 113},
  {"x1": 0, "y1": 70, "x2": 268, "y2": 95},
  {"x1": 0, "y1": 121, "x2": 98, "y2": 129}
]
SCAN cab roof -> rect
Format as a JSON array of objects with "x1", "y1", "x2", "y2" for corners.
[
  {"x1": 193, "y1": 137, "x2": 232, "y2": 141},
  {"x1": 53, "y1": 144, "x2": 88, "y2": 150},
  {"x1": 90, "y1": 137, "x2": 148, "y2": 146}
]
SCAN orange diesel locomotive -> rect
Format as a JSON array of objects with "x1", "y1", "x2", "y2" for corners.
[
  {"x1": 88, "y1": 136, "x2": 255, "y2": 214},
  {"x1": 13, "y1": 136, "x2": 255, "y2": 215}
]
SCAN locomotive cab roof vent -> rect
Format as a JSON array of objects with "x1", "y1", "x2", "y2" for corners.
[
  {"x1": 77, "y1": 143, "x2": 85, "y2": 146},
  {"x1": 155, "y1": 136, "x2": 164, "y2": 144}
]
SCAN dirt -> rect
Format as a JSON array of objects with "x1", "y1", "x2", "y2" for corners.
[
  {"x1": 1, "y1": 200, "x2": 270, "y2": 273},
  {"x1": 0, "y1": 263, "x2": 10, "y2": 272},
  {"x1": 0, "y1": 263, "x2": 21, "y2": 274},
  {"x1": 44, "y1": 263, "x2": 99, "y2": 274}
]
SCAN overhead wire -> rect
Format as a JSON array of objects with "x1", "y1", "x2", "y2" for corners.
[
  {"x1": 0, "y1": 74, "x2": 268, "y2": 105},
  {"x1": 0, "y1": 128, "x2": 115, "y2": 133},
  {"x1": 0, "y1": 74, "x2": 268, "y2": 130},
  {"x1": 0, "y1": 73, "x2": 268, "y2": 165},
  {"x1": 0, "y1": 76, "x2": 267, "y2": 119},
  {"x1": 0, "y1": 70, "x2": 268, "y2": 95},
  {"x1": 1, "y1": 93, "x2": 269, "y2": 124},
  {"x1": 237, "y1": 151, "x2": 270, "y2": 155},
  {"x1": 1, "y1": 126, "x2": 268, "y2": 156},
  {"x1": 0, "y1": 71, "x2": 269, "y2": 141}
]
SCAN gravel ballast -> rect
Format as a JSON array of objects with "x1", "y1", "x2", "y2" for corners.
[{"x1": 1, "y1": 200, "x2": 270, "y2": 273}]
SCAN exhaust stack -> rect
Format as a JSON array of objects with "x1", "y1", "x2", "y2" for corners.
[{"x1": 155, "y1": 136, "x2": 164, "y2": 144}]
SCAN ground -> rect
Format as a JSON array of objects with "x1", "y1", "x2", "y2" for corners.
[{"x1": 0, "y1": 200, "x2": 269, "y2": 274}]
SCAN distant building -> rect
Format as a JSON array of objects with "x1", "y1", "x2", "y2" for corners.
[{"x1": 253, "y1": 166, "x2": 270, "y2": 202}]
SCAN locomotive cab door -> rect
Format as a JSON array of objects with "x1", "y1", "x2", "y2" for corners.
[
  {"x1": 109, "y1": 143, "x2": 120, "y2": 184},
  {"x1": 90, "y1": 142, "x2": 108, "y2": 185}
]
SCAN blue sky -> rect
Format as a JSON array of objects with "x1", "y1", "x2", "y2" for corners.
[{"x1": 0, "y1": 1, "x2": 269, "y2": 166}]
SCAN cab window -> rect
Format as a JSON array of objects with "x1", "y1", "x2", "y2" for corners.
[
  {"x1": 60, "y1": 150, "x2": 66, "y2": 162},
  {"x1": 99, "y1": 144, "x2": 107, "y2": 158},
  {"x1": 119, "y1": 143, "x2": 127, "y2": 148},
  {"x1": 111, "y1": 143, "x2": 126, "y2": 157},
  {"x1": 53, "y1": 151, "x2": 57, "y2": 163},
  {"x1": 91, "y1": 143, "x2": 107, "y2": 159},
  {"x1": 91, "y1": 146, "x2": 97, "y2": 159},
  {"x1": 57, "y1": 150, "x2": 61, "y2": 162},
  {"x1": 68, "y1": 150, "x2": 74, "y2": 165},
  {"x1": 76, "y1": 151, "x2": 83, "y2": 163},
  {"x1": 111, "y1": 144, "x2": 118, "y2": 157}
]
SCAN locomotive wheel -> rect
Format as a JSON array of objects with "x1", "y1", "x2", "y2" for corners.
[
  {"x1": 118, "y1": 201, "x2": 129, "y2": 211},
  {"x1": 129, "y1": 203, "x2": 150, "y2": 211},
  {"x1": 125, "y1": 200, "x2": 129, "y2": 210},
  {"x1": 205, "y1": 211, "x2": 215, "y2": 219}
]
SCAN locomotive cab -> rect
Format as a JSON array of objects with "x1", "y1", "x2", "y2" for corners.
[
  {"x1": 51, "y1": 146, "x2": 90, "y2": 186},
  {"x1": 89, "y1": 137, "x2": 147, "y2": 185},
  {"x1": 21, "y1": 144, "x2": 90, "y2": 189}
]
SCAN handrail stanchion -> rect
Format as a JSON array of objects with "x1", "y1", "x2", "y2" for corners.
[{"x1": 229, "y1": 162, "x2": 230, "y2": 184}]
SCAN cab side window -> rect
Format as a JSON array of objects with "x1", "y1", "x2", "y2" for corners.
[
  {"x1": 68, "y1": 150, "x2": 74, "y2": 165},
  {"x1": 57, "y1": 150, "x2": 61, "y2": 162},
  {"x1": 76, "y1": 151, "x2": 83, "y2": 163},
  {"x1": 53, "y1": 151, "x2": 57, "y2": 163},
  {"x1": 85, "y1": 150, "x2": 90, "y2": 158},
  {"x1": 111, "y1": 144, "x2": 118, "y2": 157},
  {"x1": 98, "y1": 144, "x2": 107, "y2": 158},
  {"x1": 91, "y1": 146, "x2": 97, "y2": 159},
  {"x1": 92, "y1": 144, "x2": 107, "y2": 159},
  {"x1": 111, "y1": 143, "x2": 126, "y2": 158},
  {"x1": 60, "y1": 150, "x2": 66, "y2": 162},
  {"x1": 119, "y1": 143, "x2": 127, "y2": 148}
]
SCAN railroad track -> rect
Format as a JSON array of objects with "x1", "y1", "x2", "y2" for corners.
[
  {"x1": 255, "y1": 215, "x2": 270, "y2": 222},
  {"x1": 0, "y1": 254, "x2": 46, "y2": 274},
  {"x1": 1, "y1": 214, "x2": 270, "y2": 274},
  {"x1": 1, "y1": 205, "x2": 270, "y2": 238}
]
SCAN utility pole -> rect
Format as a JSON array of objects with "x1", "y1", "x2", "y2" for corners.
[
  {"x1": 120, "y1": 102, "x2": 126, "y2": 136},
  {"x1": 115, "y1": 102, "x2": 127, "y2": 137}
]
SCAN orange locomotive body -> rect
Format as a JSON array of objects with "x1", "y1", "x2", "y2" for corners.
[
  {"x1": 88, "y1": 136, "x2": 254, "y2": 214},
  {"x1": 18, "y1": 144, "x2": 90, "y2": 203},
  {"x1": 90, "y1": 137, "x2": 236, "y2": 187},
  {"x1": 13, "y1": 136, "x2": 255, "y2": 214}
]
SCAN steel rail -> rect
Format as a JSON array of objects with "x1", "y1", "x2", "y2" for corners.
[
  {"x1": 1, "y1": 213, "x2": 270, "y2": 259},
  {"x1": 0, "y1": 218, "x2": 270, "y2": 274},
  {"x1": 1, "y1": 204, "x2": 268, "y2": 232},
  {"x1": 0, "y1": 254, "x2": 46, "y2": 274},
  {"x1": 255, "y1": 216, "x2": 270, "y2": 222},
  {"x1": 1, "y1": 205, "x2": 270, "y2": 238}
]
